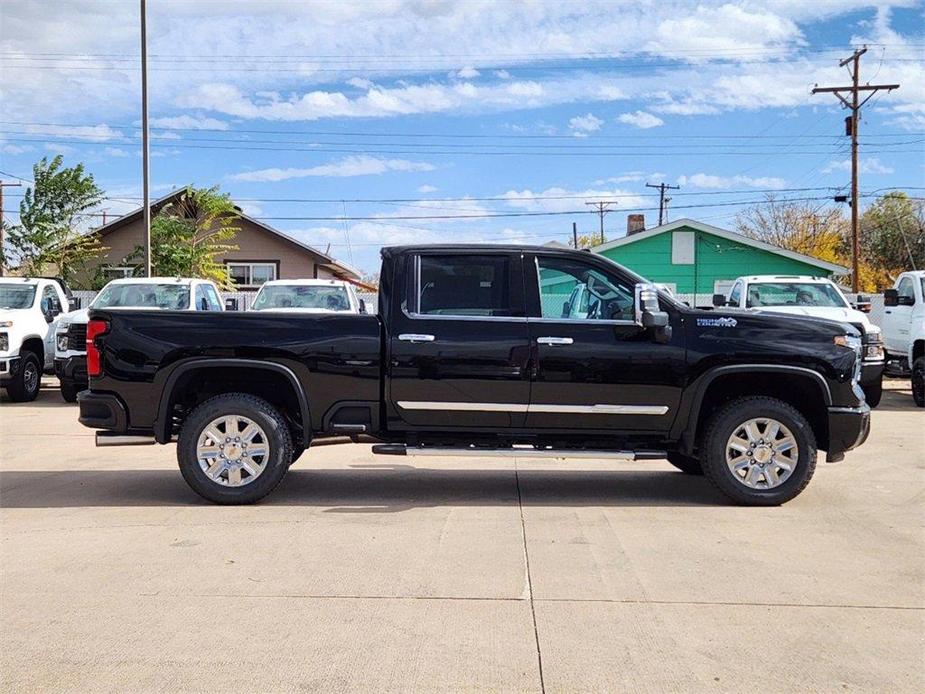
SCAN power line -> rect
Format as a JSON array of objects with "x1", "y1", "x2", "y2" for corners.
[
  {"x1": 6, "y1": 137, "x2": 918, "y2": 157},
  {"x1": 1, "y1": 120, "x2": 919, "y2": 141}
]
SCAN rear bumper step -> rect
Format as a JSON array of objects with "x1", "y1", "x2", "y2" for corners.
[{"x1": 372, "y1": 444, "x2": 665, "y2": 460}]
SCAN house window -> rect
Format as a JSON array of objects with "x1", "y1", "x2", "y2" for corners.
[
  {"x1": 102, "y1": 266, "x2": 135, "y2": 280},
  {"x1": 227, "y1": 262, "x2": 277, "y2": 288},
  {"x1": 671, "y1": 231, "x2": 696, "y2": 264}
]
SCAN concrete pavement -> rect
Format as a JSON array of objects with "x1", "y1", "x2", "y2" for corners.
[{"x1": 1, "y1": 378, "x2": 922, "y2": 692}]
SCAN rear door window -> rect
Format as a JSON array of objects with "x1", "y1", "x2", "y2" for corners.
[{"x1": 415, "y1": 254, "x2": 523, "y2": 318}]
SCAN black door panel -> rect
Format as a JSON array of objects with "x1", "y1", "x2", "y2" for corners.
[{"x1": 386, "y1": 252, "x2": 530, "y2": 430}]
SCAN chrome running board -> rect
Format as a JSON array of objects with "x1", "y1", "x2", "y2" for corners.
[{"x1": 372, "y1": 444, "x2": 665, "y2": 461}]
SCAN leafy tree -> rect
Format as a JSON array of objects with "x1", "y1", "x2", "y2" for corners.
[
  {"x1": 1, "y1": 156, "x2": 105, "y2": 281},
  {"x1": 734, "y1": 195, "x2": 892, "y2": 291},
  {"x1": 861, "y1": 192, "x2": 925, "y2": 284},
  {"x1": 129, "y1": 186, "x2": 240, "y2": 289}
]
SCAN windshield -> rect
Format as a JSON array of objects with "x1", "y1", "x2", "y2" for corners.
[
  {"x1": 0, "y1": 284, "x2": 37, "y2": 309},
  {"x1": 252, "y1": 285, "x2": 351, "y2": 311},
  {"x1": 746, "y1": 282, "x2": 848, "y2": 309},
  {"x1": 92, "y1": 283, "x2": 190, "y2": 309}
]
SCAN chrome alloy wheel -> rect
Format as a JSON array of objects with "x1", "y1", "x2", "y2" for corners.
[
  {"x1": 725, "y1": 417, "x2": 798, "y2": 490},
  {"x1": 196, "y1": 415, "x2": 270, "y2": 487}
]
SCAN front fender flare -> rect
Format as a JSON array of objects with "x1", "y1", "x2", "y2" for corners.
[{"x1": 672, "y1": 364, "x2": 832, "y2": 454}]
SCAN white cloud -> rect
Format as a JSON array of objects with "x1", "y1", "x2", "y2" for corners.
[
  {"x1": 677, "y1": 173, "x2": 789, "y2": 189},
  {"x1": 0, "y1": 144, "x2": 33, "y2": 155},
  {"x1": 568, "y1": 113, "x2": 603, "y2": 137},
  {"x1": 593, "y1": 171, "x2": 666, "y2": 185},
  {"x1": 617, "y1": 111, "x2": 664, "y2": 129},
  {"x1": 44, "y1": 143, "x2": 75, "y2": 154},
  {"x1": 104, "y1": 147, "x2": 130, "y2": 157},
  {"x1": 239, "y1": 202, "x2": 264, "y2": 217},
  {"x1": 821, "y1": 158, "x2": 895, "y2": 175},
  {"x1": 28, "y1": 124, "x2": 122, "y2": 142},
  {"x1": 148, "y1": 115, "x2": 229, "y2": 130},
  {"x1": 456, "y1": 66, "x2": 480, "y2": 79},
  {"x1": 229, "y1": 155, "x2": 435, "y2": 182},
  {"x1": 416, "y1": 184, "x2": 438, "y2": 193},
  {"x1": 502, "y1": 186, "x2": 645, "y2": 213},
  {"x1": 494, "y1": 70, "x2": 512, "y2": 80}
]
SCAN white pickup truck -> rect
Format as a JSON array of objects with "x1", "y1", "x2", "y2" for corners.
[
  {"x1": 249, "y1": 279, "x2": 366, "y2": 314},
  {"x1": 0, "y1": 277, "x2": 76, "y2": 401},
  {"x1": 882, "y1": 270, "x2": 925, "y2": 407},
  {"x1": 715, "y1": 275, "x2": 885, "y2": 407},
  {"x1": 55, "y1": 277, "x2": 223, "y2": 401}
]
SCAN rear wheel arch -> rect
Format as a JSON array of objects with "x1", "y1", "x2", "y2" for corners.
[
  {"x1": 678, "y1": 366, "x2": 831, "y2": 454},
  {"x1": 155, "y1": 359, "x2": 311, "y2": 446}
]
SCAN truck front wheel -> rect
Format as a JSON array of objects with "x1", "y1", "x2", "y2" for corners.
[
  {"x1": 700, "y1": 396, "x2": 817, "y2": 506},
  {"x1": 861, "y1": 380, "x2": 882, "y2": 408},
  {"x1": 6, "y1": 352, "x2": 41, "y2": 402},
  {"x1": 913, "y1": 357, "x2": 924, "y2": 408},
  {"x1": 177, "y1": 393, "x2": 293, "y2": 504}
]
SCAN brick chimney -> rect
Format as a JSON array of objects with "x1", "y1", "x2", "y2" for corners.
[{"x1": 627, "y1": 214, "x2": 645, "y2": 235}]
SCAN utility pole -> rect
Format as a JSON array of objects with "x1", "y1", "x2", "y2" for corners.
[
  {"x1": 646, "y1": 182, "x2": 680, "y2": 226},
  {"x1": 584, "y1": 201, "x2": 614, "y2": 244},
  {"x1": 0, "y1": 180, "x2": 22, "y2": 277},
  {"x1": 572, "y1": 221, "x2": 578, "y2": 249},
  {"x1": 140, "y1": 0, "x2": 151, "y2": 277},
  {"x1": 812, "y1": 47, "x2": 899, "y2": 292}
]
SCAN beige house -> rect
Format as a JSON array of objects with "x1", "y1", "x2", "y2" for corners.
[{"x1": 80, "y1": 189, "x2": 362, "y2": 289}]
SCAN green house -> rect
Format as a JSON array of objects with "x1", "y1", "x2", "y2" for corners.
[{"x1": 590, "y1": 218, "x2": 848, "y2": 305}]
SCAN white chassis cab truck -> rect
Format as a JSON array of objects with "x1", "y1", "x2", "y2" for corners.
[
  {"x1": 882, "y1": 271, "x2": 925, "y2": 407},
  {"x1": 0, "y1": 277, "x2": 74, "y2": 401},
  {"x1": 715, "y1": 275, "x2": 886, "y2": 407},
  {"x1": 54, "y1": 277, "x2": 224, "y2": 402},
  {"x1": 249, "y1": 279, "x2": 366, "y2": 314}
]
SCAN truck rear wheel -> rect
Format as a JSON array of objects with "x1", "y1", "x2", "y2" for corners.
[
  {"x1": 913, "y1": 357, "x2": 925, "y2": 408},
  {"x1": 60, "y1": 381, "x2": 79, "y2": 403},
  {"x1": 6, "y1": 352, "x2": 41, "y2": 402},
  {"x1": 700, "y1": 396, "x2": 817, "y2": 506},
  {"x1": 177, "y1": 393, "x2": 293, "y2": 504}
]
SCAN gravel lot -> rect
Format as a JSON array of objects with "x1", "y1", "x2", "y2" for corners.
[{"x1": 1, "y1": 378, "x2": 923, "y2": 693}]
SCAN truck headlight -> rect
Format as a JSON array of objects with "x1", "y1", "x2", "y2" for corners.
[
  {"x1": 57, "y1": 333, "x2": 69, "y2": 352},
  {"x1": 834, "y1": 334, "x2": 862, "y2": 352},
  {"x1": 0, "y1": 332, "x2": 7, "y2": 352},
  {"x1": 864, "y1": 329, "x2": 884, "y2": 360}
]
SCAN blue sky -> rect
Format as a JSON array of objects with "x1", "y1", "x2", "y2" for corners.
[{"x1": 1, "y1": 0, "x2": 923, "y2": 274}]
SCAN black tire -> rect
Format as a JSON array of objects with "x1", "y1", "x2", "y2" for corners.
[
  {"x1": 6, "y1": 351, "x2": 41, "y2": 402},
  {"x1": 666, "y1": 452, "x2": 703, "y2": 475},
  {"x1": 913, "y1": 357, "x2": 925, "y2": 408},
  {"x1": 700, "y1": 396, "x2": 817, "y2": 506},
  {"x1": 177, "y1": 393, "x2": 293, "y2": 505},
  {"x1": 60, "y1": 381, "x2": 79, "y2": 403},
  {"x1": 861, "y1": 380, "x2": 882, "y2": 408}
]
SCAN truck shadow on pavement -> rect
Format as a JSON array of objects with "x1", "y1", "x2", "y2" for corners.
[{"x1": 0, "y1": 467, "x2": 727, "y2": 510}]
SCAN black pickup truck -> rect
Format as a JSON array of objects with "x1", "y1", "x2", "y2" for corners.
[{"x1": 78, "y1": 245, "x2": 870, "y2": 506}]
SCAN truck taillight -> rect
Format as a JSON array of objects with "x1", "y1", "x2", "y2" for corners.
[{"x1": 86, "y1": 319, "x2": 108, "y2": 377}]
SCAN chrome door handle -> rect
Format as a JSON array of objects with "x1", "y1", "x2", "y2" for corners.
[
  {"x1": 537, "y1": 336, "x2": 573, "y2": 346},
  {"x1": 398, "y1": 333, "x2": 435, "y2": 343}
]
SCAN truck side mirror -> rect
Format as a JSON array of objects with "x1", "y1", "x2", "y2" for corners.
[
  {"x1": 358, "y1": 299, "x2": 367, "y2": 314},
  {"x1": 224, "y1": 297, "x2": 239, "y2": 311},
  {"x1": 634, "y1": 283, "x2": 669, "y2": 329},
  {"x1": 883, "y1": 289, "x2": 898, "y2": 307},
  {"x1": 68, "y1": 297, "x2": 81, "y2": 311},
  {"x1": 854, "y1": 294, "x2": 871, "y2": 313},
  {"x1": 712, "y1": 293, "x2": 727, "y2": 307}
]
